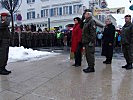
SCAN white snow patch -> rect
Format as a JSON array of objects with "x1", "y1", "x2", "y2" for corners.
[{"x1": 8, "y1": 46, "x2": 59, "y2": 63}]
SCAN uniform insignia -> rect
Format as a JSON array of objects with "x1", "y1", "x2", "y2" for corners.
[{"x1": 93, "y1": 25, "x2": 96, "y2": 28}]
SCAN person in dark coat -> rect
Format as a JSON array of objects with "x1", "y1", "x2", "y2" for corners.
[
  {"x1": 34, "y1": 24, "x2": 36, "y2": 32},
  {"x1": 102, "y1": 18, "x2": 115, "y2": 64},
  {"x1": 31, "y1": 23, "x2": 34, "y2": 32},
  {"x1": 0, "y1": 13, "x2": 11, "y2": 75},
  {"x1": 71, "y1": 17, "x2": 82, "y2": 67},
  {"x1": 38, "y1": 27, "x2": 42, "y2": 33}
]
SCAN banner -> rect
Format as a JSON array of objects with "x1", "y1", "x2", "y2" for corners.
[{"x1": 93, "y1": 7, "x2": 125, "y2": 16}]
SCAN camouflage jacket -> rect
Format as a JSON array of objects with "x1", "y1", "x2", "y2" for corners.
[
  {"x1": 121, "y1": 22, "x2": 133, "y2": 45},
  {"x1": 82, "y1": 17, "x2": 96, "y2": 45}
]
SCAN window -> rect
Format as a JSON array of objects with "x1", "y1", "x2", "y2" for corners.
[
  {"x1": 63, "y1": 6, "x2": 69, "y2": 15},
  {"x1": 50, "y1": 8, "x2": 54, "y2": 16},
  {"x1": 27, "y1": 11, "x2": 35, "y2": 19},
  {"x1": 63, "y1": 6, "x2": 73, "y2": 15},
  {"x1": 54, "y1": 8, "x2": 59, "y2": 16},
  {"x1": 73, "y1": 5, "x2": 82, "y2": 14},
  {"x1": 41, "y1": 9, "x2": 49, "y2": 17},
  {"x1": 41, "y1": 10, "x2": 43, "y2": 17},
  {"x1": 27, "y1": 0, "x2": 35, "y2": 4},
  {"x1": 53, "y1": 8, "x2": 56, "y2": 16},
  {"x1": 46, "y1": 9, "x2": 49, "y2": 17},
  {"x1": 32, "y1": 11, "x2": 35, "y2": 18},
  {"x1": 50, "y1": 8, "x2": 60, "y2": 16},
  {"x1": 59, "y1": 7, "x2": 62, "y2": 16},
  {"x1": 69, "y1": 6, "x2": 72, "y2": 14},
  {"x1": 49, "y1": 7, "x2": 72, "y2": 17}
]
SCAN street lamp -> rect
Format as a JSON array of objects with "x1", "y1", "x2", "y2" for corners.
[{"x1": 1, "y1": 0, "x2": 22, "y2": 46}]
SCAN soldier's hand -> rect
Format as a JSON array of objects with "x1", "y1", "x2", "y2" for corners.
[
  {"x1": 109, "y1": 43, "x2": 112, "y2": 46},
  {"x1": 2, "y1": 21, "x2": 5, "y2": 23}
]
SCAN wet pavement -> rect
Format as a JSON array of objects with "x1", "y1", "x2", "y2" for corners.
[{"x1": 0, "y1": 50, "x2": 132, "y2": 100}]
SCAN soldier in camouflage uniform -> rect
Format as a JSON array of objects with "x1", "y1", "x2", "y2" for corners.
[
  {"x1": 0, "y1": 13, "x2": 11, "y2": 75},
  {"x1": 121, "y1": 15, "x2": 133, "y2": 70},
  {"x1": 82, "y1": 10, "x2": 96, "y2": 73}
]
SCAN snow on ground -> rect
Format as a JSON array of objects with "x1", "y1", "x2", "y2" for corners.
[{"x1": 8, "y1": 47, "x2": 59, "y2": 63}]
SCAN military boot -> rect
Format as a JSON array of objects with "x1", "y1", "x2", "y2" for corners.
[
  {"x1": 122, "y1": 64, "x2": 128, "y2": 68},
  {"x1": 0, "y1": 67, "x2": 11, "y2": 75},
  {"x1": 126, "y1": 64, "x2": 133, "y2": 70},
  {"x1": 4, "y1": 69, "x2": 11, "y2": 73},
  {"x1": 105, "y1": 61, "x2": 112, "y2": 64},
  {"x1": 83, "y1": 67, "x2": 95, "y2": 73},
  {"x1": 0, "y1": 70, "x2": 10, "y2": 75},
  {"x1": 103, "y1": 60, "x2": 107, "y2": 64}
]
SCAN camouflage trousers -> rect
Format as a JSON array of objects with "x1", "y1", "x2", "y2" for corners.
[
  {"x1": 122, "y1": 44, "x2": 133, "y2": 64},
  {"x1": 84, "y1": 44, "x2": 95, "y2": 68}
]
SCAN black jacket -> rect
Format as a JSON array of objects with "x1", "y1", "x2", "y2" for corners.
[
  {"x1": 102, "y1": 23, "x2": 115, "y2": 57},
  {"x1": 0, "y1": 17, "x2": 11, "y2": 40},
  {"x1": 102, "y1": 23, "x2": 115, "y2": 44}
]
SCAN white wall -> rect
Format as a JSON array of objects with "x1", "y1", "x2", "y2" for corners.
[
  {"x1": 15, "y1": 0, "x2": 83, "y2": 28},
  {"x1": 82, "y1": 0, "x2": 90, "y2": 9},
  {"x1": 0, "y1": 0, "x2": 111, "y2": 29}
]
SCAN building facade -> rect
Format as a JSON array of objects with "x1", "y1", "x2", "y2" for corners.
[{"x1": 0, "y1": 0, "x2": 116, "y2": 30}]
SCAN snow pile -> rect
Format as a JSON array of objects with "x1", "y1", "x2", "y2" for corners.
[{"x1": 8, "y1": 47, "x2": 58, "y2": 63}]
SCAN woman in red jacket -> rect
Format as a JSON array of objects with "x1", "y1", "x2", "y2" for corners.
[{"x1": 71, "y1": 17, "x2": 82, "y2": 67}]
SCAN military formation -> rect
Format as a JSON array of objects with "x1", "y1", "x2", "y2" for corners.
[
  {"x1": 9, "y1": 30, "x2": 72, "y2": 48},
  {"x1": 0, "y1": 9, "x2": 133, "y2": 75},
  {"x1": 12, "y1": 32, "x2": 63, "y2": 48}
]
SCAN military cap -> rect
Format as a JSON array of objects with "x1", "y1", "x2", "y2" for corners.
[
  {"x1": 125, "y1": 14, "x2": 131, "y2": 18},
  {"x1": 0, "y1": 12, "x2": 9, "y2": 16},
  {"x1": 84, "y1": 9, "x2": 92, "y2": 13}
]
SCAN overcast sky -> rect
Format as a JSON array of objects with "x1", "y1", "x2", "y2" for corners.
[{"x1": 106, "y1": 0, "x2": 133, "y2": 26}]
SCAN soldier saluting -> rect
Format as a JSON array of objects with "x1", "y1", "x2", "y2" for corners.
[
  {"x1": 0, "y1": 13, "x2": 11, "y2": 75},
  {"x1": 82, "y1": 10, "x2": 96, "y2": 73},
  {"x1": 121, "y1": 15, "x2": 133, "y2": 70}
]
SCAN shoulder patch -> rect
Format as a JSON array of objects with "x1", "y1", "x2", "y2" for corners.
[{"x1": 93, "y1": 25, "x2": 96, "y2": 29}]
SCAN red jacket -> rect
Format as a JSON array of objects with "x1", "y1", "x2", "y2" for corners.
[{"x1": 71, "y1": 23, "x2": 82, "y2": 53}]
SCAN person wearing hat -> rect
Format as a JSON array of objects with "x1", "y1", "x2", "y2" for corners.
[
  {"x1": 80, "y1": 9, "x2": 92, "y2": 29},
  {"x1": 0, "y1": 12, "x2": 11, "y2": 75},
  {"x1": 121, "y1": 14, "x2": 133, "y2": 70},
  {"x1": 82, "y1": 10, "x2": 96, "y2": 73}
]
